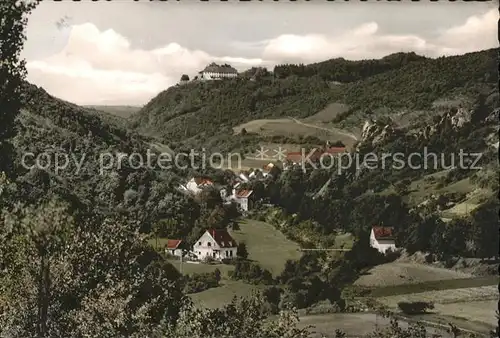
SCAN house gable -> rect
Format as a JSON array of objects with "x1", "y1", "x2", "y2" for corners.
[{"x1": 194, "y1": 231, "x2": 221, "y2": 250}]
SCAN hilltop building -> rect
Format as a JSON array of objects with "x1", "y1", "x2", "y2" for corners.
[
  {"x1": 179, "y1": 74, "x2": 190, "y2": 85},
  {"x1": 199, "y1": 62, "x2": 238, "y2": 80}
]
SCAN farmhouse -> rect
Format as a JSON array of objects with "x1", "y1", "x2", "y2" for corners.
[
  {"x1": 193, "y1": 228, "x2": 237, "y2": 261},
  {"x1": 370, "y1": 226, "x2": 397, "y2": 254},
  {"x1": 232, "y1": 189, "x2": 254, "y2": 211},
  {"x1": 165, "y1": 239, "x2": 183, "y2": 257},
  {"x1": 199, "y1": 62, "x2": 238, "y2": 80}
]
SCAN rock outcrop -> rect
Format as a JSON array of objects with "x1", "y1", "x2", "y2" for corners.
[{"x1": 356, "y1": 117, "x2": 399, "y2": 150}]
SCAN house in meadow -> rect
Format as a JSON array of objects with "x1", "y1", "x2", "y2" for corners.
[{"x1": 193, "y1": 228, "x2": 237, "y2": 261}]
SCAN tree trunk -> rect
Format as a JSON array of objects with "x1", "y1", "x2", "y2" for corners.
[{"x1": 37, "y1": 254, "x2": 50, "y2": 337}]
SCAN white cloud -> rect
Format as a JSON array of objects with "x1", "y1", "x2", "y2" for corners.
[
  {"x1": 261, "y1": 8, "x2": 497, "y2": 63},
  {"x1": 26, "y1": 9, "x2": 497, "y2": 106},
  {"x1": 26, "y1": 23, "x2": 264, "y2": 105}
]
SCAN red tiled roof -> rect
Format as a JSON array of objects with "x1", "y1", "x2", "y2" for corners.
[
  {"x1": 286, "y1": 152, "x2": 304, "y2": 163},
  {"x1": 372, "y1": 226, "x2": 394, "y2": 240},
  {"x1": 324, "y1": 147, "x2": 346, "y2": 154},
  {"x1": 194, "y1": 177, "x2": 213, "y2": 186},
  {"x1": 235, "y1": 189, "x2": 253, "y2": 198},
  {"x1": 286, "y1": 148, "x2": 347, "y2": 163},
  {"x1": 166, "y1": 239, "x2": 182, "y2": 250},
  {"x1": 207, "y1": 228, "x2": 236, "y2": 247}
]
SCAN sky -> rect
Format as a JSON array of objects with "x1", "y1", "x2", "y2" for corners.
[{"x1": 23, "y1": 0, "x2": 498, "y2": 106}]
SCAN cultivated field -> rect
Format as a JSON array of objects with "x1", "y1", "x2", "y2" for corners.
[
  {"x1": 233, "y1": 117, "x2": 358, "y2": 147},
  {"x1": 377, "y1": 285, "x2": 498, "y2": 307},
  {"x1": 234, "y1": 118, "x2": 330, "y2": 139},
  {"x1": 434, "y1": 300, "x2": 497, "y2": 327},
  {"x1": 354, "y1": 262, "x2": 473, "y2": 287},
  {"x1": 229, "y1": 219, "x2": 302, "y2": 276},
  {"x1": 375, "y1": 285, "x2": 498, "y2": 330}
]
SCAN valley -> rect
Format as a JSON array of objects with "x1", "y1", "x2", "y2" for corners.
[{"x1": 1, "y1": 5, "x2": 497, "y2": 335}]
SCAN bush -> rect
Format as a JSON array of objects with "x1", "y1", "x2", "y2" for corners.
[
  {"x1": 183, "y1": 272, "x2": 220, "y2": 294},
  {"x1": 237, "y1": 242, "x2": 249, "y2": 259},
  {"x1": 230, "y1": 260, "x2": 274, "y2": 285},
  {"x1": 397, "y1": 301, "x2": 434, "y2": 315},
  {"x1": 383, "y1": 248, "x2": 401, "y2": 263}
]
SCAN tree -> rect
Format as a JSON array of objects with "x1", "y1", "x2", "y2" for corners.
[
  {"x1": 393, "y1": 179, "x2": 411, "y2": 196},
  {"x1": 180, "y1": 74, "x2": 190, "y2": 82},
  {"x1": 214, "y1": 268, "x2": 222, "y2": 286},
  {"x1": 0, "y1": 0, "x2": 40, "y2": 175},
  {"x1": 0, "y1": 199, "x2": 185, "y2": 336},
  {"x1": 237, "y1": 242, "x2": 249, "y2": 259}
]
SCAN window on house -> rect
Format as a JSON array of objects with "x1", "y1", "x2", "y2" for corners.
[
  {"x1": 198, "y1": 242, "x2": 201, "y2": 246},
  {"x1": 207, "y1": 242, "x2": 211, "y2": 247},
  {"x1": 225, "y1": 251, "x2": 228, "y2": 257},
  {"x1": 229, "y1": 250, "x2": 233, "y2": 257}
]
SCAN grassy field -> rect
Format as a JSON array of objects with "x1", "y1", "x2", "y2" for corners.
[
  {"x1": 233, "y1": 117, "x2": 358, "y2": 147},
  {"x1": 303, "y1": 103, "x2": 350, "y2": 124},
  {"x1": 233, "y1": 118, "x2": 331, "y2": 140},
  {"x1": 366, "y1": 275, "x2": 499, "y2": 298},
  {"x1": 376, "y1": 284, "x2": 498, "y2": 306},
  {"x1": 190, "y1": 279, "x2": 266, "y2": 309},
  {"x1": 167, "y1": 259, "x2": 235, "y2": 277},
  {"x1": 433, "y1": 300, "x2": 498, "y2": 327},
  {"x1": 376, "y1": 285, "x2": 498, "y2": 329},
  {"x1": 354, "y1": 262, "x2": 473, "y2": 287},
  {"x1": 229, "y1": 219, "x2": 302, "y2": 276}
]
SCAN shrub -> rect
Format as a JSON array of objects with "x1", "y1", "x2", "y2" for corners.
[
  {"x1": 230, "y1": 260, "x2": 274, "y2": 285},
  {"x1": 397, "y1": 301, "x2": 434, "y2": 315},
  {"x1": 237, "y1": 242, "x2": 249, "y2": 259},
  {"x1": 183, "y1": 272, "x2": 220, "y2": 294}
]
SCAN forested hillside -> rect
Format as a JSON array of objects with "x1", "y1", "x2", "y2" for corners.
[
  {"x1": 1, "y1": 2, "x2": 498, "y2": 334},
  {"x1": 131, "y1": 48, "x2": 497, "y2": 152}
]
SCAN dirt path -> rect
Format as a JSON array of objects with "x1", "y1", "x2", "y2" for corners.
[{"x1": 288, "y1": 117, "x2": 358, "y2": 141}]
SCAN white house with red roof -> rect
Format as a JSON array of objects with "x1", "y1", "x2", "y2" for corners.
[
  {"x1": 370, "y1": 226, "x2": 397, "y2": 254},
  {"x1": 183, "y1": 177, "x2": 214, "y2": 195},
  {"x1": 234, "y1": 189, "x2": 253, "y2": 211},
  {"x1": 165, "y1": 239, "x2": 183, "y2": 257},
  {"x1": 193, "y1": 228, "x2": 237, "y2": 261}
]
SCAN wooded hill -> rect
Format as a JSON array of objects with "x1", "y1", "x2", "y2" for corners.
[{"x1": 131, "y1": 48, "x2": 497, "y2": 152}]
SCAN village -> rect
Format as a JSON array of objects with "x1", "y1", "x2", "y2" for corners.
[{"x1": 165, "y1": 141, "x2": 397, "y2": 264}]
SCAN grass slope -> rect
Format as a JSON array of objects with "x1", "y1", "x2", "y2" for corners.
[{"x1": 229, "y1": 219, "x2": 303, "y2": 276}]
